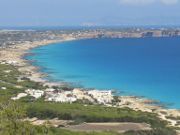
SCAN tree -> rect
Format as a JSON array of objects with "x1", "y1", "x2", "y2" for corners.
[
  {"x1": 0, "y1": 100, "x2": 52, "y2": 135},
  {"x1": 0, "y1": 100, "x2": 33, "y2": 135}
]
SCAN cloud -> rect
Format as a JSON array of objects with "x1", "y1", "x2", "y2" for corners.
[
  {"x1": 161, "y1": 0, "x2": 179, "y2": 5},
  {"x1": 119, "y1": 0, "x2": 179, "y2": 5},
  {"x1": 120, "y1": 0, "x2": 154, "y2": 5}
]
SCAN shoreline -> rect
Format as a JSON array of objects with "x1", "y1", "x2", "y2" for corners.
[
  {"x1": 23, "y1": 39, "x2": 166, "y2": 108},
  {"x1": 0, "y1": 36, "x2": 180, "y2": 129},
  {"x1": 0, "y1": 37, "x2": 76, "y2": 84},
  {"x1": 23, "y1": 38, "x2": 178, "y2": 109}
]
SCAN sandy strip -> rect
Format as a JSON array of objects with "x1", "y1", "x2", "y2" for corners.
[{"x1": 64, "y1": 122, "x2": 151, "y2": 133}]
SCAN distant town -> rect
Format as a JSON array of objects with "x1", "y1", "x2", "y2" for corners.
[{"x1": 1, "y1": 27, "x2": 180, "y2": 48}]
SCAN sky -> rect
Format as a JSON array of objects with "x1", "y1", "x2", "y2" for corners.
[{"x1": 0, "y1": 0, "x2": 180, "y2": 27}]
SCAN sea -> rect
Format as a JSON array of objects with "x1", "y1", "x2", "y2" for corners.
[{"x1": 26, "y1": 37, "x2": 180, "y2": 109}]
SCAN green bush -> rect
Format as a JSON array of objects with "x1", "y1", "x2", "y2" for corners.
[{"x1": 26, "y1": 102, "x2": 167, "y2": 128}]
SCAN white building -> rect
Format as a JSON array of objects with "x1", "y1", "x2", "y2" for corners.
[
  {"x1": 87, "y1": 90, "x2": 113, "y2": 104},
  {"x1": 46, "y1": 91, "x2": 77, "y2": 103},
  {"x1": 7, "y1": 60, "x2": 17, "y2": 65},
  {"x1": 25, "y1": 89, "x2": 44, "y2": 99},
  {"x1": 1, "y1": 87, "x2": 7, "y2": 90},
  {"x1": 11, "y1": 93, "x2": 28, "y2": 100},
  {"x1": 72, "y1": 88, "x2": 94, "y2": 102},
  {"x1": 45, "y1": 88, "x2": 56, "y2": 92}
]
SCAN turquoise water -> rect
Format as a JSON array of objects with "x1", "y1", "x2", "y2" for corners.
[{"x1": 26, "y1": 38, "x2": 180, "y2": 108}]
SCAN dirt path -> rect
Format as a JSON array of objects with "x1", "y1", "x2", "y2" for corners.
[{"x1": 63, "y1": 122, "x2": 151, "y2": 133}]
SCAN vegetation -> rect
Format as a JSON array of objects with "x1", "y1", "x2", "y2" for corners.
[
  {"x1": 124, "y1": 128, "x2": 177, "y2": 135},
  {"x1": 0, "y1": 64, "x2": 45, "y2": 99},
  {"x1": 166, "y1": 116, "x2": 180, "y2": 121},
  {"x1": 0, "y1": 63, "x2": 178, "y2": 135},
  {"x1": 0, "y1": 100, "x2": 46, "y2": 135},
  {"x1": 26, "y1": 102, "x2": 167, "y2": 128}
]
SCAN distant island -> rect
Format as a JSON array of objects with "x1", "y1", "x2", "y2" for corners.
[{"x1": 0, "y1": 28, "x2": 180, "y2": 135}]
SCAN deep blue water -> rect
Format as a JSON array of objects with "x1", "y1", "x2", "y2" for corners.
[{"x1": 26, "y1": 38, "x2": 180, "y2": 108}]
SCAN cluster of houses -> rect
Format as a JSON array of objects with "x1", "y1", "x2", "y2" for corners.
[
  {"x1": 87, "y1": 90, "x2": 113, "y2": 104},
  {"x1": 45, "y1": 88, "x2": 113, "y2": 104},
  {"x1": 11, "y1": 87, "x2": 114, "y2": 105},
  {"x1": 45, "y1": 88, "x2": 77, "y2": 103}
]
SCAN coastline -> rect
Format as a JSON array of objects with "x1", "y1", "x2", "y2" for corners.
[
  {"x1": 0, "y1": 36, "x2": 180, "y2": 129},
  {"x1": 0, "y1": 37, "x2": 76, "y2": 84}
]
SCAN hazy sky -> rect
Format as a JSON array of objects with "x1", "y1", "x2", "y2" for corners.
[{"x1": 0, "y1": 0, "x2": 180, "y2": 26}]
